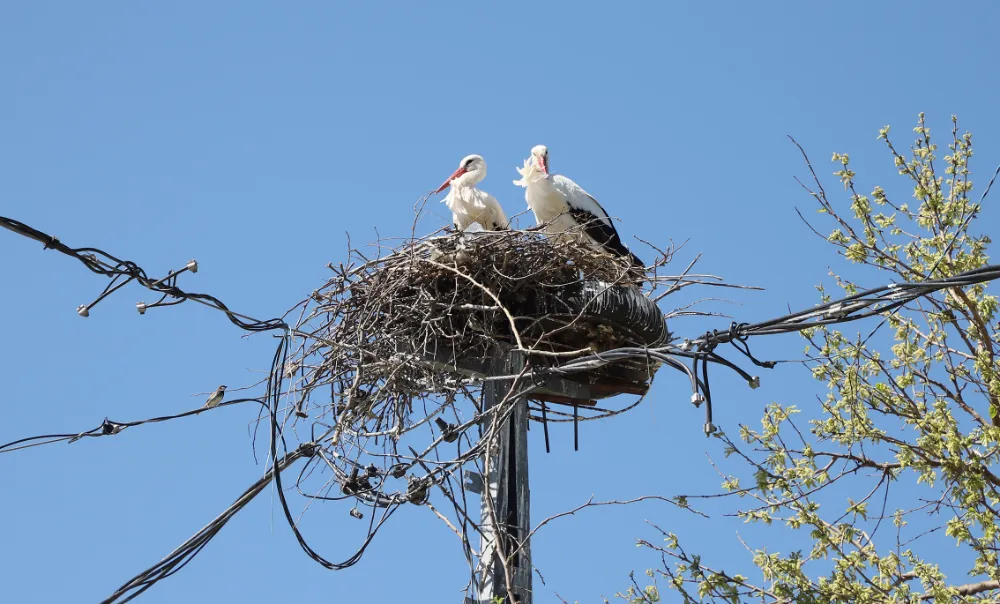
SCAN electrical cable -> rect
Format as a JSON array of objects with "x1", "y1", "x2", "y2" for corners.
[{"x1": 4, "y1": 214, "x2": 1000, "y2": 600}]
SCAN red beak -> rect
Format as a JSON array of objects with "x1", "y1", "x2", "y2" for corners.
[
  {"x1": 434, "y1": 167, "x2": 467, "y2": 194},
  {"x1": 537, "y1": 155, "x2": 548, "y2": 175}
]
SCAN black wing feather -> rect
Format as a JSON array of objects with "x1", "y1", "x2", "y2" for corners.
[{"x1": 567, "y1": 207, "x2": 644, "y2": 267}]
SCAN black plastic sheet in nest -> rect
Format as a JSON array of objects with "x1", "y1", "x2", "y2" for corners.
[
  {"x1": 509, "y1": 280, "x2": 670, "y2": 401},
  {"x1": 508, "y1": 280, "x2": 669, "y2": 351}
]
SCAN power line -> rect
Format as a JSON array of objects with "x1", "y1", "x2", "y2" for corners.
[
  {"x1": 0, "y1": 214, "x2": 421, "y2": 600},
  {"x1": 0, "y1": 215, "x2": 285, "y2": 331},
  {"x1": 0, "y1": 398, "x2": 266, "y2": 453},
  {"x1": 3, "y1": 213, "x2": 999, "y2": 601}
]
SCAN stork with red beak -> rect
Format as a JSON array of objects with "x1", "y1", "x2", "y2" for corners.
[
  {"x1": 513, "y1": 145, "x2": 644, "y2": 267},
  {"x1": 433, "y1": 154, "x2": 508, "y2": 232}
]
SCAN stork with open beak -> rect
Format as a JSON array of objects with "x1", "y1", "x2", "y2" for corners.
[
  {"x1": 513, "y1": 145, "x2": 643, "y2": 267},
  {"x1": 433, "y1": 154, "x2": 508, "y2": 232}
]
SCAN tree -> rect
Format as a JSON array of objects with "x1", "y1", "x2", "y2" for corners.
[{"x1": 619, "y1": 114, "x2": 1000, "y2": 603}]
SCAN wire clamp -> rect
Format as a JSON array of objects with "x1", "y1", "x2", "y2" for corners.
[
  {"x1": 824, "y1": 303, "x2": 847, "y2": 319},
  {"x1": 406, "y1": 476, "x2": 429, "y2": 505}
]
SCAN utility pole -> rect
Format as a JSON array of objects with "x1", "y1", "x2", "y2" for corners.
[
  {"x1": 477, "y1": 351, "x2": 532, "y2": 603},
  {"x1": 428, "y1": 345, "x2": 597, "y2": 604}
]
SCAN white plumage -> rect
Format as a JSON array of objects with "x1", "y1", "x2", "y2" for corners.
[
  {"x1": 433, "y1": 154, "x2": 508, "y2": 231},
  {"x1": 513, "y1": 145, "x2": 643, "y2": 266}
]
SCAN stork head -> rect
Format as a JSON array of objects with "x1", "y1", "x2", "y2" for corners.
[
  {"x1": 530, "y1": 145, "x2": 549, "y2": 175},
  {"x1": 513, "y1": 145, "x2": 550, "y2": 187},
  {"x1": 434, "y1": 154, "x2": 487, "y2": 194}
]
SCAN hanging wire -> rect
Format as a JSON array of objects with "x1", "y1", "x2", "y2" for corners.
[
  {"x1": 0, "y1": 216, "x2": 285, "y2": 331},
  {"x1": 0, "y1": 215, "x2": 387, "y2": 598},
  {"x1": 4, "y1": 213, "x2": 1000, "y2": 602}
]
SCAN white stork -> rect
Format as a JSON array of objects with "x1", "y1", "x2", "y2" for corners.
[
  {"x1": 433, "y1": 154, "x2": 508, "y2": 231},
  {"x1": 513, "y1": 145, "x2": 643, "y2": 267}
]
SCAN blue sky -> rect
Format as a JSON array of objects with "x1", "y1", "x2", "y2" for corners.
[{"x1": 2, "y1": 2, "x2": 999, "y2": 602}]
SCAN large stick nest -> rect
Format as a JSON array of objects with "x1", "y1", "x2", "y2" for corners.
[
  {"x1": 289, "y1": 231, "x2": 669, "y2": 419},
  {"x1": 278, "y1": 228, "x2": 677, "y2": 505},
  {"x1": 341, "y1": 229, "x2": 663, "y2": 355}
]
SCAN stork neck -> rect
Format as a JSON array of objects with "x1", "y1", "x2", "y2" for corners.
[{"x1": 526, "y1": 172, "x2": 555, "y2": 194}]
